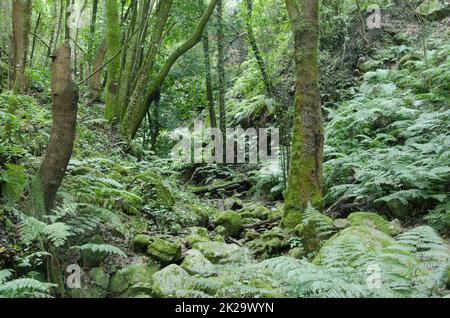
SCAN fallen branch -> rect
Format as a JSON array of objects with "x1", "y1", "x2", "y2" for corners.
[
  {"x1": 243, "y1": 217, "x2": 281, "y2": 229},
  {"x1": 191, "y1": 180, "x2": 245, "y2": 194}
]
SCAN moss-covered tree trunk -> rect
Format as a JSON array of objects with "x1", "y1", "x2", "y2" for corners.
[
  {"x1": 202, "y1": 21, "x2": 216, "y2": 128},
  {"x1": 87, "y1": 38, "x2": 106, "y2": 104},
  {"x1": 282, "y1": 0, "x2": 323, "y2": 229},
  {"x1": 10, "y1": 0, "x2": 32, "y2": 94},
  {"x1": 104, "y1": 0, "x2": 121, "y2": 122},
  {"x1": 217, "y1": 0, "x2": 226, "y2": 160}
]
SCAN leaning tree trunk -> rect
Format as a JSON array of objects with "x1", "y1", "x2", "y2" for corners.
[
  {"x1": 38, "y1": 42, "x2": 79, "y2": 213},
  {"x1": 282, "y1": 0, "x2": 323, "y2": 229},
  {"x1": 10, "y1": 0, "x2": 32, "y2": 93}
]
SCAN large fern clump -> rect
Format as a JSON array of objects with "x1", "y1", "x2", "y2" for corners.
[
  {"x1": 259, "y1": 225, "x2": 450, "y2": 298},
  {"x1": 324, "y1": 30, "x2": 450, "y2": 231}
]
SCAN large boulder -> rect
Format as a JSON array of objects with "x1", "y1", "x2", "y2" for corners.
[
  {"x1": 180, "y1": 249, "x2": 216, "y2": 276},
  {"x1": 347, "y1": 212, "x2": 397, "y2": 235},
  {"x1": 109, "y1": 263, "x2": 159, "y2": 296},
  {"x1": 146, "y1": 238, "x2": 182, "y2": 265},
  {"x1": 152, "y1": 264, "x2": 207, "y2": 297},
  {"x1": 193, "y1": 241, "x2": 248, "y2": 264},
  {"x1": 214, "y1": 211, "x2": 243, "y2": 237},
  {"x1": 314, "y1": 226, "x2": 396, "y2": 265}
]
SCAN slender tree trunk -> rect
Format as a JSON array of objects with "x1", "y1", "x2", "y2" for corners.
[
  {"x1": 282, "y1": 0, "x2": 323, "y2": 229},
  {"x1": 53, "y1": 0, "x2": 65, "y2": 52},
  {"x1": 244, "y1": 0, "x2": 273, "y2": 96},
  {"x1": 38, "y1": 41, "x2": 79, "y2": 213},
  {"x1": 217, "y1": 0, "x2": 226, "y2": 160},
  {"x1": 87, "y1": 38, "x2": 106, "y2": 104},
  {"x1": 29, "y1": 11, "x2": 42, "y2": 67},
  {"x1": 202, "y1": 26, "x2": 216, "y2": 128},
  {"x1": 48, "y1": 1, "x2": 58, "y2": 56},
  {"x1": 121, "y1": 0, "x2": 219, "y2": 140},
  {"x1": 88, "y1": 0, "x2": 99, "y2": 61},
  {"x1": 104, "y1": 0, "x2": 121, "y2": 122},
  {"x1": 10, "y1": 0, "x2": 32, "y2": 93}
]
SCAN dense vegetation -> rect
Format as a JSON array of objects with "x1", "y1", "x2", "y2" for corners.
[{"x1": 0, "y1": 0, "x2": 449, "y2": 298}]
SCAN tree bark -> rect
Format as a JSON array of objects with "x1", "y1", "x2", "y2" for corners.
[
  {"x1": 244, "y1": 0, "x2": 273, "y2": 96},
  {"x1": 87, "y1": 38, "x2": 106, "y2": 104},
  {"x1": 202, "y1": 24, "x2": 216, "y2": 128},
  {"x1": 217, "y1": 0, "x2": 226, "y2": 160},
  {"x1": 10, "y1": 0, "x2": 32, "y2": 93},
  {"x1": 121, "y1": 0, "x2": 219, "y2": 140},
  {"x1": 282, "y1": 0, "x2": 323, "y2": 229},
  {"x1": 104, "y1": 0, "x2": 121, "y2": 122},
  {"x1": 38, "y1": 42, "x2": 79, "y2": 213}
]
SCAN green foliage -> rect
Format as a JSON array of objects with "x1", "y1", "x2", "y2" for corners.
[
  {"x1": 72, "y1": 243, "x2": 127, "y2": 258},
  {"x1": 0, "y1": 269, "x2": 54, "y2": 298}
]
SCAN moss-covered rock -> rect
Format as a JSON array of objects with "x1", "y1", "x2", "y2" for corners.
[
  {"x1": 238, "y1": 203, "x2": 270, "y2": 220},
  {"x1": 109, "y1": 263, "x2": 159, "y2": 295},
  {"x1": 224, "y1": 196, "x2": 243, "y2": 210},
  {"x1": 245, "y1": 227, "x2": 289, "y2": 258},
  {"x1": 180, "y1": 249, "x2": 216, "y2": 276},
  {"x1": 347, "y1": 212, "x2": 396, "y2": 235},
  {"x1": 288, "y1": 247, "x2": 305, "y2": 258},
  {"x1": 214, "y1": 211, "x2": 243, "y2": 237},
  {"x1": 314, "y1": 226, "x2": 396, "y2": 265},
  {"x1": 146, "y1": 238, "x2": 182, "y2": 264},
  {"x1": 88, "y1": 267, "x2": 110, "y2": 290},
  {"x1": 294, "y1": 211, "x2": 334, "y2": 253},
  {"x1": 128, "y1": 282, "x2": 154, "y2": 297},
  {"x1": 333, "y1": 218, "x2": 351, "y2": 230},
  {"x1": 152, "y1": 264, "x2": 202, "y2": 297},
  {"x1": 186, "y1": 227, "x2": 210, "y2": 247},
  {"x1": 193, "y1": 241, "x2": 248, "y2": 264},
  {"x1": 416, "y1": 0, "x2": 450, "y2": 20},
  {"x1": 213, "y1": 225, "x2": 229, "y2": 238},
  {"x1": 132, "y1": 234, "x2": 152, "y2": 253}
]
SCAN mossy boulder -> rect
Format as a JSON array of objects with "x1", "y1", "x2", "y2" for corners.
[
  {"x1": 109, "y1": 263, "x2": 159, "y2": 296},
  {"x1": 245, "y1": 227, "x2": 289, "y2": 258},
  {"x1": 224, "y1": 196, "x2": 243, "y2": 210},
  {"x1": 193, "y1": 241, "x2": 248, "y2": 264},
  {"x1": 132, "y1": 234, "x2": 152, "y2": 253},
  {"x1": 294, "y1": 212, "x2": 334, "y2": 253},
  {"x1": 288, "y1": 247, "x2": 305, "y2": 258},
  {"x1": 186, "y1": 227, "x2": 210, "y2": 247},
  {"x1": 88, "y1": 267, "x2": 110, "y2": 290},
  {"x1": 213, "y1": 225, "x2": 229, "y2": 238},
  {"x1": 214, "y1": 211, "x2": 243, "y2": 237},
  {"x1": 333, "y1": 218, "x2": 351, "y2": 230},
  {"x1": 238, "y1": 203, "x2": 270, "y2": 220},
  {"x1": 152, "y1": 264, "x2": 201, "y2": 297},
  {"x1": 314, "y1": 226, "x2": 396, "y2": 265},
  {"x1": 180, "y1": 249, "x2": 216, "y2": 276},
  {"x1": 128, "y1": 282, "x2": 154, "y2": 297},
  {"x1": 146, "y1": 238, "x2": 182, "y2": 265},
  {"x1": 347, "y1": 212, "x2": 396, "y2": 235}
]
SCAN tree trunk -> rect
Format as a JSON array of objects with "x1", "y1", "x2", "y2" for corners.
[
  {"x1": 10, "y1": 0, "x2": 32, "y2": 93},
  {"x1": 88, "y1": 0, "x2": 99, "y2": 61},
  {"x1": 104, "y1": 0, "x2": 121, "y2": 122},
  {"x1": 29, "y1": 11, "x2": 42, "y2": 67},
  {"x1": 244, "y1": 0, "x2": 273, "y2": 96},
  {"x1": 217, "y1": 0, "x2": 226, "y2": 160},
  {"x1": 282, "y1": 0, "x2": 323, "y2": 229},
  {"x1": 38, "y1": 41, "x2": 79, "y2": 213},
  {"x1": 202, "y1": 23, "x2": 216, "y2": 128},
  {"x1": 87, "y1": 38, "x2": 106, "y2": 104}
]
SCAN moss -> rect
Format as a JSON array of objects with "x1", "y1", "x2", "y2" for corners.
[
  {"x1": 347, "y1": 212, "x2": 395, "y2": 235},
  {"x1": 193, "y1": 241, "x2": 248, "y2": 264},
  {"x1": 146, "y1": 238, "x2": 182, "y2": 264},
  {"x1": 214, "y1": 211, "x2": 243, "y2": 237},
  {"x1": 186, "y1": 227, "x2": 210, "y2": 247},
  {"x1": 152, "y1": 264, "x2": 198, "y2": 298},
  {"x1": 180, "y1": 249, "x2": 215, "y2": 276},
  {"x1": 109, "y1": 263, "x2": 159, "y2": 295},
  {"x1": 88, "y1": 267, "x2": 110, "y2": 290},
  {"x1": 288, "y1": 247, "x2": 305, "y2": 258},
  {"x1": 132, "y1": 234, "x2": 153, "y2": 253},
  {"x1": 245, "y1": 227, "x2": 289, "y2": 259},
  {"x1": 136, "y1": 170, "x2": 175, "y2": 209},
  {"x1": 213, "y1": 225, "x2": 229, "y2": 238}
]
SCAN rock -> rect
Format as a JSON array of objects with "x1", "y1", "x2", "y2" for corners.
[
  {"x1": 347, "y1": 212, "x2": 395, "y2": 235},
  {"x1": 288, "y1": 247, "x2": 305, "y2": 259},
  {"x1": 238, "y1": 203, "x2": 270, "y2": 220},
  {"x1": 152, "y1": 264, "x2": 200, "y2": 297},
  {"x1": 244, "y1": 229, "x2": 261, "y2": 241},
  {"x1": 109, "y1": 263, "x2": 159, "y2": 295},
  {"x1": 213, "y1": 225, "x2": 229, "y2": 238},
  {"x1": 88, "y1": 267, "x2": 109, "y2": 290},
  {"x1": 146, "y1": 238, "x2": 182, "y2": 264},
  {"x1": 81, "y1": 234, "x2": 106, "y2": 268},
  {"x1": 180, "y1": 249, "x2": 215, "y2": 276},
  {"x1": 385, "y1": 198, "x2": 409, "y2": 219},
  {"x1": 333, "y1": 218, "x2": 351, "y2": 229},
  {"x1": 389, "y1": 218, "x2": 403, "y2": 235},
  {"x1": 186, "y1": 227, "x2": 210, "y2": 247},
  {"x1": 314, "y1": 226, "x2": 396, "y2": 265},
  {"x1": 245, "y1": 227, "x2": 289, "y2": 258},
  {"x1": 212, "y1": 235, "x2": 226, "y2": 242},
  {"x1": 132, "y1": 234, "x2": 152, "y2": 253},
  {"x1": 214, "y1": 211, "x2": 243, "y2": 237},
  {"x1": 187, "y1": 204, "x2": 210, "y2": 227},
  {"x1": 224, "y1": 196, "x2": 243, "y2": 210},
  {"x1": 193, "y1": 241, "x2": 248, "y2": 264},
  {"x1": 128, "y1": 282, "x2": 154, "y2": 297},
  {"x1": 294, "y1": 209, "x2": 334, "y2": 253}
]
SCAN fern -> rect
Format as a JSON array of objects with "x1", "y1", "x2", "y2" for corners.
[{"x1": 72, "y1": 243, "x2": 127, "y2": 258}]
